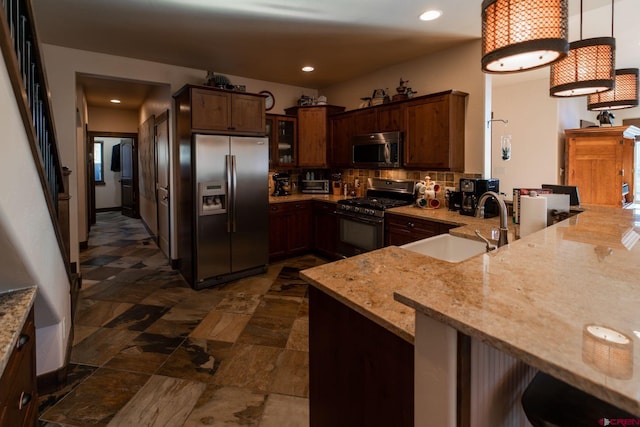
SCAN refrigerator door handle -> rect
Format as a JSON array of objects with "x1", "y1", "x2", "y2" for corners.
[
  {"x1": 231, "y1": 155, "x2": 238, "y2": 232},
  {"x1": 226, "y1": 154, "x2": 232, "y2": 233}
]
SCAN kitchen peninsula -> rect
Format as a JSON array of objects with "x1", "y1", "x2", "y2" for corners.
[{"x1": 301, "y1": 205, "x2": 640, "y2": 425}]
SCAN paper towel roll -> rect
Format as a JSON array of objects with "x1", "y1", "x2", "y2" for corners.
[{"x1": 520, "y1": 195, "x2": 547, "y2": 237}]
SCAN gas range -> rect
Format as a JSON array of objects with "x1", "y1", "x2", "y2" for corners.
[
  {"x1": 337, "y1": 196, "x2": 412, "y2": 218},
  {"x1": 335, "y1": 178, "x2": 416, "y2": 258},
  {"x1": 336, "y1": 178, "x2": 416, "y2": 219}
]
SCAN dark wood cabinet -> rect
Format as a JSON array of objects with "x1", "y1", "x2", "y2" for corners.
[
  {"x1": 269, "y1": 201, "x2": 313, "y2": 261},
  {"x1": 309, "y1": 286, "x2": 413, "y2": 427},
  {"x1": 266, "y1": 114, "x2": 297, "y2": 167},
  {"x1": 0, "y1": 307, "x2": 37, "y2": 427},
  {"x1": 312, "y1": 201, "x2": 339, "y2": 259},
  {"x1": 385, "y1": 213, "x2": 455, "y2": 246},
  {"x1": 329, "y1": 114, "x2": 355, "y2": 167},
  {"x1": 404, "y1": 91, "x2": 467, "y2": 170},
  {"x1": 376, "y1": 104, "x2": 405, "y2": 132},
  {"x1": 565, "y1": 126, "x2": 639, "y2": 207},
  {"x1": 177, "y1": 85, "x2": 266, "y2": 135},
  {"x1": 328, "y1": 90, "x2": 465, "y2": 170},
  {"x1": 285, "y1": 105, "x2": 345, "y2": 167},
  {"x1": 352, "y1": 108, "x2": 377, "y2": 135}
]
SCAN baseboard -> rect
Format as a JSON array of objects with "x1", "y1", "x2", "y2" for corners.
[
  {"x1": 171, "y1": 258, "x2": 180, "y2": 269},
  {"x1": 140, "y1": 217, "x2": 156, "y2": 239},
  {"x1": 95, "y1": 207, "x2": 122, "y2": 213},
  {"x1": 38, "y1": 274, "x2": 82, "y2": 395}
]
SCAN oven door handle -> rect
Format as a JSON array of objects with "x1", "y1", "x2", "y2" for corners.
[{"x1": 336, "y1": 212, "x2": 384, "y2": 226}]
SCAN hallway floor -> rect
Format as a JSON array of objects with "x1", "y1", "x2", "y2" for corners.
[{"x1": 39, "y1": 211, "x2": 323, "y2": 426}]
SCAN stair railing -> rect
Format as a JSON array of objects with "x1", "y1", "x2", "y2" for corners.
[{"x1": 0, "y1": 0, "x2": 71, "y2": 276}]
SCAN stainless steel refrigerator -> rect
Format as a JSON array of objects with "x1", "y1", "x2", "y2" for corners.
[{"x1": 179, "y1": 134, "x2": 269, "y2": 289}]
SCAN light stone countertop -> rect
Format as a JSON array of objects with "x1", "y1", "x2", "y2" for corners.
[
  {"x1": 300, "y1": 205, "x2": 640, "y2": 416},
  {"x1": 269, "y1": 193, "x2": 343, "y2": 204},
  {"x1": 0, "y1": 287, "x2": 37, "y2": 376}
]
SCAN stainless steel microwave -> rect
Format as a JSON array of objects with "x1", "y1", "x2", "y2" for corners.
[{"x1": 352, "y1": 131, "x2": 402, "y2": 168}]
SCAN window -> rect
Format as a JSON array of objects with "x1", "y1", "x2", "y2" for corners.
[{"x1": 94, "y1": 142, "x2": 104, "y2": 183}]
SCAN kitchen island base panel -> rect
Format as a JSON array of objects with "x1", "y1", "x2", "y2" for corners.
[
  {"x1": 416, "y1": 313, "x2": 535, "y2": 427},
  {"x1": 309, "y1": 286, "x2": 413, "y2": 427}
]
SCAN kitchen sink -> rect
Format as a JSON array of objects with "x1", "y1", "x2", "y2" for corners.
[{"x1": 400, "y1": 233, "x2": 487, "y2": 263}]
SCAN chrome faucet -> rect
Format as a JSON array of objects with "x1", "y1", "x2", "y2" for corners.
[{"x1": 475, "y1": 191, "x2": 509, "y2": 248}]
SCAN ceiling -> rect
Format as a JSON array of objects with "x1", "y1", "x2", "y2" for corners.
[{"x1": 33, "y1": 0, "x2": 638, "y2": 109}]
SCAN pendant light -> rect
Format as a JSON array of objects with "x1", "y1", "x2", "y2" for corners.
[
  {"x1": 549, "y1": 0, "x2": 615, "y2": 97},
  {"x1": 587, "y1": 68, "x2": 639, "y2": 110},
  {"x1": 481, "y1": 0, "x2": 569, "y2": 73}
]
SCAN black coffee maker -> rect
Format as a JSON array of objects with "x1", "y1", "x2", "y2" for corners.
[
  {"x1": 272, "y1": 173, "x2": 290, "y2": 197},
  {"x1": 459, "y1": 178, "x2": 500, "y2": 217}
]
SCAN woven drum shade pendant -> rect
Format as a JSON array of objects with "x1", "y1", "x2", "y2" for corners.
[
  {"x1": 481, "y1": 0, "x2": 569, "y2": 73},
  {"x1": 549, "y1": 0, "x2": 616, "y2": 97},
  {"x1": 588, "y1": 68, "x2": 639, "y2": 110}
]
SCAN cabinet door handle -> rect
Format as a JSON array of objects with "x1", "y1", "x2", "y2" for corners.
[
  {"x1": 17, "y1": 333, "x2": 30, "y2": 350},
  {"x1": 407, "y1": 222, "x2": 414, "y2": 228},
  {"x1": 19, "y1": 392, "x2": 32, "y2": 410}
]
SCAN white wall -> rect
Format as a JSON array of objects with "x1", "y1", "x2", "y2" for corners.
[
  {"x1": 94, "y1": 137, "x2": 123, "y2": 209},
  {"x1": 321, "y1": 40, "x2": 487, "y2": 174},
  {"x1": 41, "y1": 44, "x2": 316, "y2": 264},
  {"x1": 490, "y1": 78, "x2": 562, "y2": 198},
  {"x1": 0, "y1": 47, "x2": 70, "y2": 375}
]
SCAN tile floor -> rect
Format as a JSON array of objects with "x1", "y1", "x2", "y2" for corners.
[{"x1": 38, "y1": 211, "x2": 324, "y2": 426}]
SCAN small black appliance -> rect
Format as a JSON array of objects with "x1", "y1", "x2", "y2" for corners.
[
  {"x1": 447, "y1": 190, "x2": 462, "y2": 211},
  {"x1": 459, "y1": 178, "x2": 500, "y2": 217},
  {"x1": 272, "y1": 173, "x2": 290, "y2": 197}
]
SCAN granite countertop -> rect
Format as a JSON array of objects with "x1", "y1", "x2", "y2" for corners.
[
  {"x1": 0, "y1": 287, "x2": 37, "y2": 376},
  {"x1": 269, "y1": 193, "x2": 343, "y2": 204},
  {"x1": 301, "y1": 206, "x2": 507, "y2": 344},
  {"x1": 300, "y1": 205, "x2": 640, "y2": 416}
]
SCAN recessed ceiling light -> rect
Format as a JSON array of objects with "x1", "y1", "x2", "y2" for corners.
[
  {"x1": 419, "y1": 9, "x2": 442, "y2": 21},
  {"x1": 110, "y1": 99, "x2": 121, "y2": 104},
  {"x1": 301, "y1": 66, "x2": 314, "y2": 72}
]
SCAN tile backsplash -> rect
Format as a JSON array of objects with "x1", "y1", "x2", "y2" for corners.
[{"x1": 269, "y1": 168, "x2": 482, "y2": 204}]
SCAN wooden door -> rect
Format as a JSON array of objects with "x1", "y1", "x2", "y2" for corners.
[
  {"x1": 404, "y1": 96, "x2": 449, "y2": 169},
  {"x1": 155, "y1": 111, "x2": 170, "y2": 258},
  {"x1": 191, "y1": 88, "x2": 230, "y2": 131},
  {"x1": 231, "y1": 93, "x2": 265, "y2": 134},
  {"x1": 352, "y1": 109, "x2": 377, "y2": 135},
  {"x1": 298, "y1": 107, "x2": 328, "y2": 167},
  {"x1": 120, "y1": 138, "x2": 138, "y2": 217},
  {"x1": 567, "y1": 137, "x2": 623, "y2": 207},
  {"x1": 377, "y1": 105, "x2": 405, "y2": 132},
  {"x1": 330, "y1": 114, "x2": 354, "y2": 167}
]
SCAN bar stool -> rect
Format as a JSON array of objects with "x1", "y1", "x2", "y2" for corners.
[{"x1": 521, "y1": 372, "x2": 636, "y2": 427}]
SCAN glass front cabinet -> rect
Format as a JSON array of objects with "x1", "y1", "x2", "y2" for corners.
[{"x1": 266, "y1": 114, "x2": 297, "y2": 167}]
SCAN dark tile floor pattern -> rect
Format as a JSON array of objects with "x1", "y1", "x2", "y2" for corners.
[{"x1": 38, "y1": 211, "x2": 323, "y2": 426}]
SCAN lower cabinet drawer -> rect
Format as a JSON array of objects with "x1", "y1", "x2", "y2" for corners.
[{"x1": 0, "y1": 307, "x2": 37, "y2": 427}]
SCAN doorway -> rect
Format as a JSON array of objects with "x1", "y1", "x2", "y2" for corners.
[{"x1": 87, "y1": 132, "x2": 139, "y2": 225}]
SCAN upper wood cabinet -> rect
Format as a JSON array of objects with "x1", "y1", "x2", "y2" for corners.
[
  {"x1": 285, "y1": 105, "x2": 345, "y2": 167},
  {"x1": 330, "y1": 113, "x2": 356, "y2": 167},
  {"x1": 174, "y1": 85, "x2": 265, "y2": 135},
  {"x1": 327, "y1": 90, "x2": 466, "y2": 170},
  {"x1": 266, "y1": 114, "x2": 297, "y2": 168},
  {"x1": 376, "y1": 104, "x2": 405, "y2": 133},
  {"x1": 564, "y1": 126, "x2": 639, "y2": 207},
  {"x1": 404, "y1": 91, "x2": 467, "y2": 171}
]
